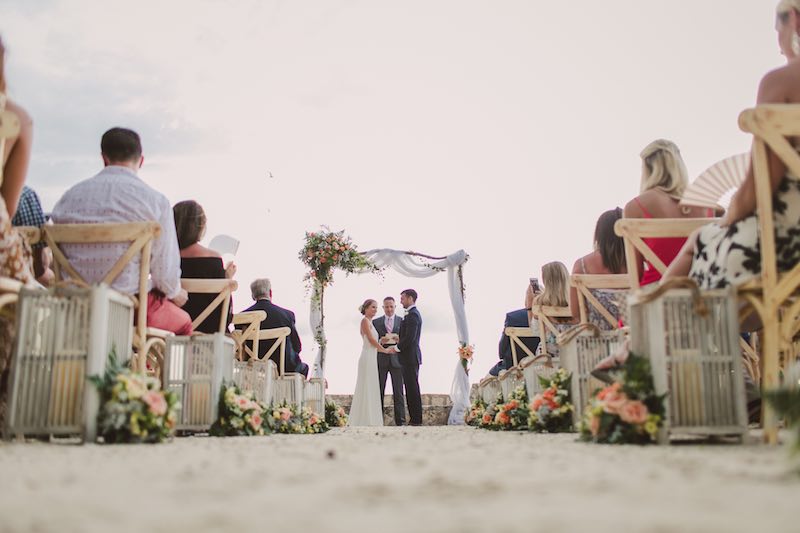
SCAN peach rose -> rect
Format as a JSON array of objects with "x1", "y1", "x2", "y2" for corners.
[
  {"x1": 280, "y1": 408, "x2": 292, "y2": 421},
  {"x1": 142, "y1": 390, "x2": 167, "y2": 417},
  {"x1": 618, "y1": 400, "x2": 649, "y2": 425},
  {"x1": 250, "y1": 413, "x2": 263, "y2": 431},
  {"x1": 531, "y1": 398, "x2": 543, "y2": 411},
  {"x1": 482, "y1": 413, "x2": 493, "y2": 424},
  {"x1": 597, "y1": 382, "x2": 621, "y2": 401}
]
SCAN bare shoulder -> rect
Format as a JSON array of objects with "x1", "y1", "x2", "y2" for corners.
[
  {"x1": 624, "y1": 194, "x2": 645, "y2": 218},
  {"x1": 5, "y1": 100, "x2": 32, "y2": 127}
]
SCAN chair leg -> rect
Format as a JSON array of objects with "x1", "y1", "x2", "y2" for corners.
[{"x1": 760, "y1": 318, "x2": 780, "y2": 444}]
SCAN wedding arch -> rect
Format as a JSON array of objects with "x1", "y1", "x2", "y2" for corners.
[{"x1": 300, "y1": 231, "x2": 471, "y2": 425}]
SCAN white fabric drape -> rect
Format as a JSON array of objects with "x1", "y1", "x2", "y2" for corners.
[{"x1": 309, "y1": 248, "x2": 471, "y2": 425}]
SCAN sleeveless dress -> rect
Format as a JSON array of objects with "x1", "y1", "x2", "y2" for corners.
[
  {"x1": 577, "y1": 257, "x2": 626, "y2": 330},
  {"x1": 348, "y1": 321, "x2": 384, "y2": 426},
  {"x1": 633, "y1": 197, "x2": 694, "y2": 286},
  {"x1": 690, "y1": 173, "x2": 800, "y2": 289}
]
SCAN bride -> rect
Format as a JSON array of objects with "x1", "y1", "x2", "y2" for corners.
[{"x1": 348, "y1": 299, "x2": 390, "y2": 426}]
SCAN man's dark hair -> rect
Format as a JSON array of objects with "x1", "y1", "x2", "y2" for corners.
[
  {"x1": 401, "y1": 289, "x2": 417, "y2": 302},
  {"x1": 383, "y1": 296, "x2": 395, "y2": 302},
  {"x1": 101, "y1": 127, "x2": 142, "y2": 163}
]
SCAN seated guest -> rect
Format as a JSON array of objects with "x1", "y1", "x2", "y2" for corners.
[
  {"x1": 173, "y1": 200, "x2": 235, "y2": 333},
  {"x1": 623, "y1": 140, "x2": 714, "y2": 286},
  {"x1": 238, "y1": 278, "x2": 308, "y2": 377},
  {"x1": 570, "y1": 208, "x2": 628, "y2": 329},
  {"x1": 667, "y1": 0, "x2": 800, "y2": 294},
  {"x1": 51, "y1": 127, "x2": 192, "y2": 335},
  {"x1": 11, "y1": 185, "x2": 54, "y2": 285},
  {"x1": 527, "y1": 261, "x2": 575, "y2": 358},
  {"x1": 488, "y1": 307, "x2": 540, "y2": 377}
]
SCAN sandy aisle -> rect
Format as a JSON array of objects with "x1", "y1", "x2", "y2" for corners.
[{"x1": 0, "y1": 427, "x2": 797, "y2": 533}]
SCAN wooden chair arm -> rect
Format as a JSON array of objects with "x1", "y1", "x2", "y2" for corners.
[
  {"x1": 232, "y1": 310, "x2": 266, "y2": 325},
  {"x1": 16, "y1": 226, "x2": 41, "y2": 245},
  {"x1": 181, "y1": 278, "x2": 238, "y2": 293}
]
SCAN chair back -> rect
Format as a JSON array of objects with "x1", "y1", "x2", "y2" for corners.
[
  {"x1": 503, "y1": 326, "x2": 537, "y2": 367},
  {"x1": 738, "y1": 105, "x2": 800, "y2": 440},
  {"x1": 15, "y1": 226, "x2": 41, "y2": 246},
  {"x1": 570, "y1": 274, "x2": 631, "y2": 329},
  {"x1": 180, "y1": 278, "x2": 237, "y2": 333},
  {"x1": 230, "y1": 310, "x2": 266, "y2": 361},
  {"x1": 614, "y1": 218, "x2": 718, "y2": 288},
  {"x1": 43, "y1": 222, "x2": 161, "y2": 366}
]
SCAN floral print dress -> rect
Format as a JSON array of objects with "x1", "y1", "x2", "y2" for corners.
[{"x1": 689, "y1": 174, "x2": 800, "y2": 289}]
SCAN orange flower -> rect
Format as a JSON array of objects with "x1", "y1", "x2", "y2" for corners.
[
  {"x1": 482, "y1": 413, "x2": 493, "y2": 424},
  {"x1": 618, "y1": 400, "x2": 649, "y2": 425}
]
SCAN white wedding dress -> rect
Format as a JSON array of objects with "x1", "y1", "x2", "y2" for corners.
[{"x1": 348, "y1": 321, "x2": 384, "y2": 426}]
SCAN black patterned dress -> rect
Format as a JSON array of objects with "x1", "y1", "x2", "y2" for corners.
[{"x1": 689, "y1": 175, "x2": 800, "y2": 289}]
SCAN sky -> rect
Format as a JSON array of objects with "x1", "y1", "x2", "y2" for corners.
[{"x1": 0, "y1": 0, "x2": 784, "y2": 394}]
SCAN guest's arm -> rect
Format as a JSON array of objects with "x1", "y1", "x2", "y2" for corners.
[
  {"x1": 569, "y1": 258, "x2": 583, "y2": 324},
  {"x1": 288, "y1": 310, "x2": 302, "y2": 354},
  {"x1": 722, "y1": 68, "x2": 790, "y2": 227},
  {"x1": 623, "y1": 200, "x2": 645, "y2": 282},
  {"x1": 0, "y1": 102, "x2": 32, "y2": 218}
]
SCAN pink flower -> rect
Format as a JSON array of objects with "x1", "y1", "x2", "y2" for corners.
[
  {"x1": 142, "y1": 390, "x2": 167, "y2": 416},
  {"x1": 250, "y1": 413, "x2": 263, "y2": 431},
  {"x1": 280, "y1": 408, "x2": 292, "y2": 421},
  {"x1": 590, "y1": 415, "x2": 600, "y2": 436},
  {"x1": 482, "y1": 413, "x2": 493, "y2": 424},
  {"x1": 236, "y1": 396, "x2": 250, "y2": 410},
  {"x1": 597, "y1": 382, "x2": 621, "y2": 401},
  {"x1": 310, "y1": 415, "x2": 319, "y2": 425},
  {"x1": 618, "y1": 400, "x2": 649, "y2": 425}
]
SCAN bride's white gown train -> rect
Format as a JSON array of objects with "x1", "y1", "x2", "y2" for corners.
[{"x1": 348, "y1": 322, "x2": 384, "y2": 426}]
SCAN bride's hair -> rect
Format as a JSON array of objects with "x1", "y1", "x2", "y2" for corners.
[{"x1": 359, "y1": 299, "x2": 376, "y2": 315}]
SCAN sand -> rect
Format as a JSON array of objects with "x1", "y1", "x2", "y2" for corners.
[{"x1": 0, "y1": 427, "x2": 797, "y2": 533}]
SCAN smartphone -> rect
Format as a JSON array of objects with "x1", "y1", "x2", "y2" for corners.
[{"x1": 529, "y1": 277, "x2": 540, "y2": 292}]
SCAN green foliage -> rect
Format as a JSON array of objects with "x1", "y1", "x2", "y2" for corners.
[
  {"x1": 210, "y1": 383, "x2": 271, "y2": 437},
  {"x1": 528, "y1": 369, "x2": 575, "y2": 433},
  {"x1": 325, "y1": 400, "x2": 349, "y2": 427},
  {"x1": 299, "y1": 228, "x2": 380, "y2": 288}
]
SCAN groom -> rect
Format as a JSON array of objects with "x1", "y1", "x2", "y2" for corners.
[{"x1": 390, "y1": 289, "x2": 423, "y2": 426}]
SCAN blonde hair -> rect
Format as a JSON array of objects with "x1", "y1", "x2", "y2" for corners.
[
  {"x1": 778, "y1": 0, "x2": 800, "y2": 12},
  {"x1": 534, "y1": 261, "x2": 570, "y2": 307},
  {"x1": 639, "y1": 139, "x2": 689, "y2": 200}
]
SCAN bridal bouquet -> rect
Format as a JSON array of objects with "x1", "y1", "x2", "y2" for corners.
[
  {"x1": 458, "y1": 343, "x2": 474, "y2": 374},
  {"x1": 465, "y1": 396, "x2": 487, "y2": 426},
  {"x1": 325, "y1": 400, "x2": 349, "y2": 427},
  {"x1": 579, "y1": 354, "x2": 665, "y2": 445},
  {"x1": 89, "y1": 350, "x2": 179, "y2": 444},
  {"x1": 299, "y1": 228, "x2": 379, "y2": 288},
  {"x1": 210, "y1": 384, "x2": 270, "y2": 437},
  {"x1": 528, "y1": 369, "x2": 574, "y2": 433}
]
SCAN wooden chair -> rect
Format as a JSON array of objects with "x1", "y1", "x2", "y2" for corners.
[
  {"x1": 504, "y1": 326, "x2": 538, "y2": 367},
  {"x1": 230, "y1": 310, "x2": 265, "y2": 361},
  {"x1": 530, "y1": 304, "x2": 573, "y2": 358},
  {"x1": 737, "y1": 104, "x2": 800, "y2": 442},
  {"x1": 180, "y1": 278, "x2": 237, "y2": 333},
  {"x1": 15, "y1": 226, "x2": 41, "y2": 247},
  {"x1": 570, "y1": 274, "x2": 631, "y2": 330},
  {"x1": 42, "y1": 222, "x2": 164, "y2": 373},
  {"x1": 615, "y1": 216, "x2": 761, "y2": 389},
  {"x1": 613, "y1": 217, "x2": 718, "y2": 289}
]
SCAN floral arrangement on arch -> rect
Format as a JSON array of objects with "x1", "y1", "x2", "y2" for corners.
[
  {"x1": 299, "y1": 228, "x2": 379, "y2": 289},
  {"x1": 210, "y1": 384, "x2": 270, "y2": 437},
  {"x1": 325, "y1": 400, "x2": 348, "y2": 427},
  {"x1": 89, "y1": 350, "x2": 179, "y2": 444},
  {"x1": 528, "y1": 369, "x2": 574, "y2": 433},
  {"x1": 458, "y1": 343, "x2": 474, "y2": 374},
  {"x1": 579, "y1": 353, "x2": 665, "y2": 444}
]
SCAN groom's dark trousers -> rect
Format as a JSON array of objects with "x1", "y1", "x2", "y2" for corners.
[{"x1": 397, "y1": 306, "x2": 423, "y2": 425}]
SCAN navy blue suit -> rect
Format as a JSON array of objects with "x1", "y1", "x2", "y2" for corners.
[
  {"x1": 238, "y1": 299, "x2": 308, "y2": 377},
  {"x1": 397, "y1": 306, "x2": 423, "y2": 425},
  {"x1": 489, "y1": 308, "x2": 540, "y2": 376}
]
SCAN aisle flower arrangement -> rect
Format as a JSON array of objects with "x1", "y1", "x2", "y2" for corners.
[
  {"x1": 478, "y1": 391, "x2": 503, "y2": 429},
  {"x1": 268, "y1": 401, "x2": 330, "y2": 434},
  {"x1": 210, "y1": 384, "x2": 270, "y2": 437},
  {"x1": 89, "y1": 351, "x2": 179, "y2": 444},
  {"x1": 493, "y1": 385, "x2": 530, "y2": 430},
  {"x1": 325, "y1": 400, "x2": 349, "y2": 427},
  {"x1": 458, "y1": 343, "x2": 474, "y2": 374},
  {"x1": 528, "y1": 369, "x2": 574, "y2": 433},
  {"x1": 579, "y1": 354, "x2": 665, "y2": 444},
  {"x1": 465, "y1": 396, "x2": 487, "y2": 426}
]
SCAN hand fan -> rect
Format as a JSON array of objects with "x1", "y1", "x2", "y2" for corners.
[
  {"x1": 680, "y1": 152, "x2": 749, "y2": 210},
  {"x1": 208, "y1": 234, "x2": 240, "y2": 256}
]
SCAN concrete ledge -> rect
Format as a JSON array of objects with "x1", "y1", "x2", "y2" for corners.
[{"x1": 328, "y1": 394, "x2": 454, "y2": 426}]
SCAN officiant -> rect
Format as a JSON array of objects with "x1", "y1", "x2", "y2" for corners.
[{"x1": 373, "y1": 296, "x2": 405, "y2": 426}]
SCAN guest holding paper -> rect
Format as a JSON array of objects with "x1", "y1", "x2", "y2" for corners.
[
  {"x1": 623, "y1": 140, "x2": 714, "y2": 286},
  {"x1": 173, "y1": 200, "x2": 235, "y2": 333}
]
